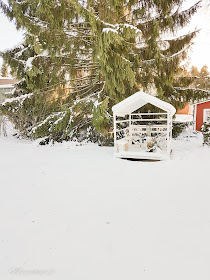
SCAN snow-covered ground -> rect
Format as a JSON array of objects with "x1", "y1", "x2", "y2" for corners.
[{"x1": 0, "y1": 123, "x2": 210, "y2": 280}]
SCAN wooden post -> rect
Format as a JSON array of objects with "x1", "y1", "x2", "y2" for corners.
[
  {"x1": 113, "y1": 113, "x2": 117, "y2": 153},
  {"x1": 167, "y1": 113, "x2": 172, "y2": 157},
  {"x1": 167, "y1": 113, "x2": 171, "y2": 156},
  {"x1": 129, "y1": 113, "x2": 131, "y2": 145}
]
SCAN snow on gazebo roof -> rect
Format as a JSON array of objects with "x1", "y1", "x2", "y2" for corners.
[{"x1": 112, "y1": 91, "x2": 176, "y2": 116}]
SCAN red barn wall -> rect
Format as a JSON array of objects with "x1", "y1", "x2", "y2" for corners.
[{"x1": 196, "y1": 101, "x2": 210, "y2": 131}]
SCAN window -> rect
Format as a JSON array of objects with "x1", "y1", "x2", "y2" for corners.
[{"x1": 203, "y1": 109, "x2": 210, "y2": 123}]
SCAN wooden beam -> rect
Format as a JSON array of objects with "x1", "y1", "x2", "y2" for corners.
[{"x1": 113, "y1": 114, "x2": 117, "y2": 153}]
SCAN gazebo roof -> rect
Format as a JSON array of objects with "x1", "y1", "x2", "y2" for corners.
[{"x1": 112, "y1": 91, "x2": 176, "y2": 116}]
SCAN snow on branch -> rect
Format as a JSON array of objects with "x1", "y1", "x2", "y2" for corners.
[
  {"x1": 25, "y1": 50, "x2": 49, "y2": 70},
  {"x1": 160, "y1": 44, "x2": 191, "y2": 60},
  {"x1": 14, "y1": 46, "x2": 31, "y2": 58},
  {"x1": 173, "y1": 87, "x2": 210, "y2": 94},
  {"x1": 2, "y1": 93, "x2": 34, "y2": 106},
  {"x1": 102, "y1": 23, "x2": 142, "y2": 35},
  {"x1": 30, "y1": 111, "x2": 67, "y2": 134},
  {"x1": 102, "y1": 28, "x2": 118, "y2": 34}
]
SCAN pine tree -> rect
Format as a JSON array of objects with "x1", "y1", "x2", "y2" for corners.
[
  {"x1": 0, "y1": 0, "x2": 208, "y2": 144},
  {"x1": 179, "y1": 65, "x2": 210, "y2": 93},
  {"x1": 173, "y1": 64, "x2": 210, "y2": 109},
  {"x1": 191, "y1": 66, "x2": 200, "y2": 77},
  {"x1": 193, "y1": 65, "x2": 210, "y2": 91},
  {"x1": 0, "y1": 60, "x2": 9, "y2": 77}
]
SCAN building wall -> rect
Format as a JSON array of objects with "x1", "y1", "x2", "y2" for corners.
[
  {"x1": 0, "y1": 87, "x2": 13, "y2": 104},
  {"x1": 177, "y1": 103, "x2": 189, "y2": 115},
  {"x1": 196, "y1": 101, "x2": 210, "y2": 131}
]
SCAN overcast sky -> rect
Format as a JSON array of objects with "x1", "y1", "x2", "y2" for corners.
[
  {"x1": 0, "y1": 0, "x2": 210, "y2": 71},
  {"x1": 187, "y1": 0, "x2": 210, "y2": 70}
]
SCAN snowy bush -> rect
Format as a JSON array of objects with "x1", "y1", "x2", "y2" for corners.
[
  {"x1": 172, "y1": 122, "x2": 188, "y2": 138},
  {"x1": 201, "y1": 122, "x2": 210, "y2": 146},
  {"x1": 0, "y1": 114, "x2": 7, "y2": 137}
]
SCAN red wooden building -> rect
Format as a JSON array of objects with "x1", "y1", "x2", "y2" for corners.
[{"x1": 193, "y1": 100, "x2": 210, "y2": 131}]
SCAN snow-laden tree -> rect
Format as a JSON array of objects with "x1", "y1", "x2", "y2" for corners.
[
  {"x1": 0, "y1": 60, "x2": 9, "y2": 77},
  {"x1": 0, "y1": 0, "x2": 208, "y2": 144},
  {"x1": 188, "y1": 65, "x2": 210, "y2": 90}
]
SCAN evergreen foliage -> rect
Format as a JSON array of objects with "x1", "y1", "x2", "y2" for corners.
[
  {"x1": 173, "y1": 64, "x2": 210, "y2": 109},
  {"x1": 0, "y1": 60, "x2": 9, "y2": 77},
  {"x1": 0, "y1": 0, "x2": 207, "y2": 144},
  {"x1": 193, "y1": 65, "x2": 210, "y2": 90},
  {"x1": 172, "y1": 122, "x2": 189, "y2": 138},
  {"x1": 201, "y1": 122, "x2": 210, "y2": 146}
]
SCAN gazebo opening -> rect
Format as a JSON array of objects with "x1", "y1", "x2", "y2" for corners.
[{"x1": 112, "y1": 91, "x2": 176, "y2": 160}]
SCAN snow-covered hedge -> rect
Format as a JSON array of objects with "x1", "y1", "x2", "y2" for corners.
[
  {"x1": 172, "y1": 122, "x2": 189, "y2": 138},
  {"x1": 201, "y1": 122, "x2": 210, "y2": 146}
]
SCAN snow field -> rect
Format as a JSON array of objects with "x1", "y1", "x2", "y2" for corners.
[{"x1": 0, "y1": 127, "x2": 210, "y2": 280}]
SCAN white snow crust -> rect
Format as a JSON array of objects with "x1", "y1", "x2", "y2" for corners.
[{"x1": 0, "y1": 124, "x2": 210, "y2": 280}]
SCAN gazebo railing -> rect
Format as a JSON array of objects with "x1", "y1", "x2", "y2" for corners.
[
  {"x1": 129, "y1": 124, "x2": 168, "y2": 150},
  {"x1": 115, "y1": 112, "x2": 172, "y2": 152}
]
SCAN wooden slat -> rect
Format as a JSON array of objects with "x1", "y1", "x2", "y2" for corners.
[
  {"x1": 116, "y1": 127, "x2": 128, "y2": 133},
  {"x1": 131, "y1": 113, "x2": 167, "y2": 116},
  {"x1": 116, "y1": 120, "x2": 129, "y2": 124},
  {"x1": 131, "y1": 118, "x2": 167, "y2": 122}
]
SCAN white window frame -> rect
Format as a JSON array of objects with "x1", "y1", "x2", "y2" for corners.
[{"x1": 203, "y1": 109, "x2": 210, "y2": 123}]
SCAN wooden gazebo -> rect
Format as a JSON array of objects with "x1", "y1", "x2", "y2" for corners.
[{"x1": 112, "y1": 91, "x2": 176, "y2": 160}]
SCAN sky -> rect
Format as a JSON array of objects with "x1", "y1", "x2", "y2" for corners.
[
  {"x1": 0, "y1": 0, "x2": 210, "y2": 71},
  {"x1": 187, "y1": 0, "x2": 210, "y2": 70}
]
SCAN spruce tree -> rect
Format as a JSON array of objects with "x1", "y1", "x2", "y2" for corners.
[
  {"x1": 191, "y1": 66, "x2": 200, "y2": 77},
  {"x1": 192, "y1": 65, "x2": 210, "y2": 91},
  {"x1": 0, "y1": 60, "x2": 9, "y2": 77},
  {"x1": 0, "y1": 0, "x2": 208, "y2": 144},
  {"x1": 175, "y1": 64, "x2": 210, "y2": 108}
]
